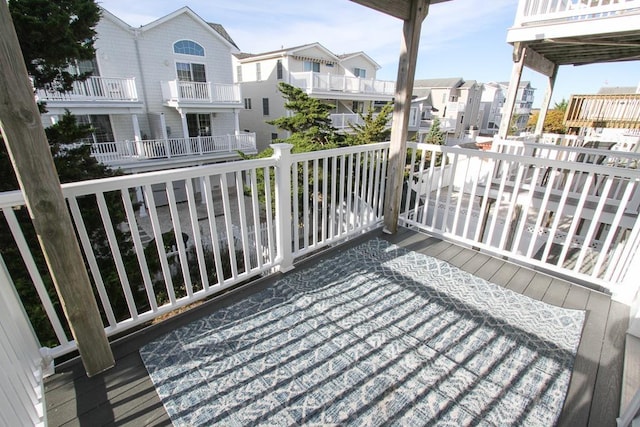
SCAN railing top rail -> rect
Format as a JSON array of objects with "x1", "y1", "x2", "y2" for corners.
[
  {"x1": 411, "y1": 142, "x2": 640, "y2": 179},
  {"x1": 291, "y1": 142, "x2": 390, "y2": 162},
  {"x1": 60, "y1": 156, "x2": 275, "y2": 198}
]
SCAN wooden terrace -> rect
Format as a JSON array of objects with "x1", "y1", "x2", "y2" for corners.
[{"x1": 44, "y1": 227, "x2": 628, "y2": 426}]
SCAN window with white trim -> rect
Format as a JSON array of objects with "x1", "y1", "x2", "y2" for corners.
[
  {"x1": 244, "y1": 98, "x2": 252, "y2": 109},
  {"x1": 262, "y1": 98, "x2": 270, "y2": 116},
  {"x1": 176, "y1": 62, "x2": 206, "y2": 82},
  {"x1": 303, "y1": 61, "x2": 320, "y2": 73},
  {"x1": 173, "y1": 40, "x2": 205, "y2": 56},
  {"x1": 353, "y1": 68, "x2": 366, "y2": 78},
  {"x1": 276, "y1": 60, "x2": 283, "y2": 80}
]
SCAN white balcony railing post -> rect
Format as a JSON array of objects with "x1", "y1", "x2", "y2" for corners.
[
  {"x1": 164, "y1": 139, "x2": 171, "y2": 159},
  {"x1": 272, "y1": 143, "x2": 294, "y2": 272}
]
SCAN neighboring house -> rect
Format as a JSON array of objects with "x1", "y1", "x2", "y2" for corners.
[
  {"x1": 36, "y1": 6, "x2": 256, "y2": 173},
  {"x1": 478, "y1": 82, "x2": 505, "y2": 135},
  {"x1": 498, "y1": 80, "x2": 535, "y2": 134},
  {"x1": 411, "y1": 78, "x2": 484, "y2": 142},
  {"x1": 233, "y1": 43, "x2": 395, "y2": 151},
  {"x1": 563, "y1": 85, "x2": 640, "y2": 150}
]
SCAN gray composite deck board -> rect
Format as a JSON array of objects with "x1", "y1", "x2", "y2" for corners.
[{"x1": 44, "y1": 227, "x2": 628, "y2": 426}]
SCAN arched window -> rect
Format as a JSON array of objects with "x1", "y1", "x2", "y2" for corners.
[{"x1": 173, "y1": 40, "x2": 205, "y2": 56}]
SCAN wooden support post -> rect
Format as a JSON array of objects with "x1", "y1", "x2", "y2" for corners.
[
  {"x1": 0, "y1": 2, "x2": 114, "y2": 376},
  {"x1": 535, "y1": 64, "x2": 559, "y2": 137},
  {"x1": 383, "y1": 0, "x2": 429, "y2": 234},
  {"x1": 498, "y1": 43, "x2": 526, "y2": 140}
]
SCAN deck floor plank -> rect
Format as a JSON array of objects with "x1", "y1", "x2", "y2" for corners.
[
  {"x1": 44, "y1": 227, "x2": 627, "y2": 427},
  {"x1": 588, "y1": 300, "x2": 629, "y2": 427},
  {"x1": 558, "y1": 291, "x2": 612, "y2": 427},
  {"x1": 542, "y1": 278, "x2": 571, "y2": 307},
  {"x1": 503, "y1": 266, "x2": 536, "y2": 294}
]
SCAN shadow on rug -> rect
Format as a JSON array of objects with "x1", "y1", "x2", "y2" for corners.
[{"x1": 140, "y1": 238, "x2": 585, "y2": 426}]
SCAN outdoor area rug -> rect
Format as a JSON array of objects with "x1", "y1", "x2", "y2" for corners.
[{"x1": 140, "y1": 238, "x2": 585, "y2": 426}]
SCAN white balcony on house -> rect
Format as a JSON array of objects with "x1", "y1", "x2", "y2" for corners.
[
  {"x1": 330, "y1": 107, "x2": 420, "y2": 131},
  {"x1": 290, "y1": 71, "x2": 396, "y2": 101},
  {"x1": 507, "y1": 0, "x2": 640, "y2": 65},
  {"x1": 89, "y1": 133, "x2": 257, "y2": 172},
  {"x1": 35, "y1": 76, "x2": 139, "y2": 106},
  {"x1": 160, "y1": 81, "x2": 242, "y2": 107}
]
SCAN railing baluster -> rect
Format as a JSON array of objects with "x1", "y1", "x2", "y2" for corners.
[
  {"x1": 3, "y1": 208, "x2": 70, "y2": 348},
  {"x1": 143, "y1": 184, "x2": 176, "y2": 305},
  {"x1": 96, "y1": 192, "x2": 139, "y2": 320},
  {"x1": 234, "y1": 171, "x2": 252, "y2": 272},
  {"x1": 67, "y1": 197, "x2": 118, "y2": 326},
  {"x1": 202, "y1": 175, "x2": 225, "y2": 287},
  {"x1": 120, "y1": 188, "x2": 157, "y2": 311},
  {"x1": 219, "y1": 173, "x2": 239, "y2": 280}
]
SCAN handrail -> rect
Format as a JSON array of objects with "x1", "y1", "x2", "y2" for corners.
[
  {"x1": 0, "y1": 142, "x2": 388, "y2": 359},
  {"x1": 89, "y1": 133, "x2": 257, "y2": 165},
  {"x1": 402, "y1": 140, "x2": 640, "y2": 302},
  {"x1": 35, "y1": 76, "x2": 138, "y2": 102},
  {"x1": 513, "y1": 0, "x2": 640, "y2": 27}
]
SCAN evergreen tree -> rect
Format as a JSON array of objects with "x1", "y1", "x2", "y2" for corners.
[
  {"x1": 425, "y1": 117, "x2": 445, "y2": 145},
  {"x1": 267, "y1": 82, "x2": 343, "y2": 151},
  {"x1": 9, "y1": 0, "x2": 100, "y2": 93},
  {"x1": 345, "y1": 103, "x2": 393, "y2": 146}
]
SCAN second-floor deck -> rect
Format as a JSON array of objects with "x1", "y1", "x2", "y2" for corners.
[
  {"x1": 43, "y1": 226, "x2": 628, "y2": 426},
  {"x1": 160, "y1": 81, "x2": 242, "y2": 107},
  {"x1": 89, "y1": 133, "x2": 257, "y2": 171},
  {"x1": 507, "y1": 0, "x2": 640, "y2": 66},
  {"x1": 3, "y1": 139, "x2": 640, "y2": 425},
  {"x1": 290, "y1": 71, "x2": 396, "y2": 101},
  {"x1": 35, "y1": 76, "x2": 140, "y2": 105}
]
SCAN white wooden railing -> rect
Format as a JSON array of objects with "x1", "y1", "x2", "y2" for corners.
[
  {"x1": 514, "y1": 0, "x2": 640, "y2": 26},
  {"x1": 160, "y1": 81, "x2": 242, "y2": 103},
  {"x1": 90, "y1": 133, "x2": 257, "y2": 165},
  {"x1": 330, "y1": 107, "x2": 420, "y2": 130},
  {"x1": 0, "y1": 142, "x2": 388, "y2": 361},
  {"x1": 402, "y1": 140, "x2": 640, "y2": 302},
  {"x1": 35, "y1": 76, "x2": 138, "y2": 102},
  {"x1": 0, "y1": 256, "x2": 47, "y2": 427},
  {"x1": 290, "y1": 72, "x2": 395, "y2": 97},
  {"x1": 5, "y1": 138, "x2": 640, "y2": 423}
]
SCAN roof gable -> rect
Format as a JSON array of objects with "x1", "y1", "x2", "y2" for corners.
[
  {"x1": 337, "y1": 51, "x2": 381, "y2": 69},
  {"x1": 414, "y1": 77, "x2": 464, "y2": 89},
  {"x1": 137, "y1": 6, "x2": 239, "y2": 52}
]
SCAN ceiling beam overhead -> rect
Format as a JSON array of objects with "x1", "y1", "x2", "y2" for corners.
[{"x1": 349, "y1": 0, "x2": 451, "y2": 21}]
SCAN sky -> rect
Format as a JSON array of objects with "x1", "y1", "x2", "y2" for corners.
[{"x1": 97, "y1": 0, "x2": 640, "y2": 108}]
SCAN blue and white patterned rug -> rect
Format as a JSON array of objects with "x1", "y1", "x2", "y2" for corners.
[{"x1": 140, "y1": 238, "x2": 585, "y2": 426}]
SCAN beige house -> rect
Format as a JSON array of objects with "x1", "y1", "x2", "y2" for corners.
[{"x1": 234, "y1": 43, "x2": 395, "y2": 151}]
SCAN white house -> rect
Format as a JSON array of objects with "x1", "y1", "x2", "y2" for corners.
[
  {"x1": 498, "y1": 81, "x2": 535, "y2": 133},
  {"x1": 36, "y1": 6, "x2": 256, "y2": 172},
  {"x1": 411, "y1": 77, "x2": 484, "y2": 142},
  {"x1": 233, "y1": 43, "x2": 396, "y2": 151},
  {"x1": 478, "y1": 81, "x2": 504, "y2": 135}
]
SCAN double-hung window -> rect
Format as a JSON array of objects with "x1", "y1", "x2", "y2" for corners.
[
  {"x1": 303, "y1": 61, "x2": 320, "y2": 73},
  {"x1": 176, "y1": 62, "x2": 206, "y2": 82}
]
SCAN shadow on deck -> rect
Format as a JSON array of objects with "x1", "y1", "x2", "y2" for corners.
[{"x1": 44, "y1": 227, "x2": 628, "y2": 426}]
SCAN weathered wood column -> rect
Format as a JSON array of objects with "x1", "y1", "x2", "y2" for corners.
[
  {"x1": 0, "y1": 1, "x2": 114, "y2": 376},
  {"x1": 383, "y1": 0, "x2": 429, "y2": 234},
  {"x1": 498, "y1": 43, "x2": 526, "y2": 139},
  {"x1": 535, "y1": 64, "x2": 559, "y2": 137}
]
